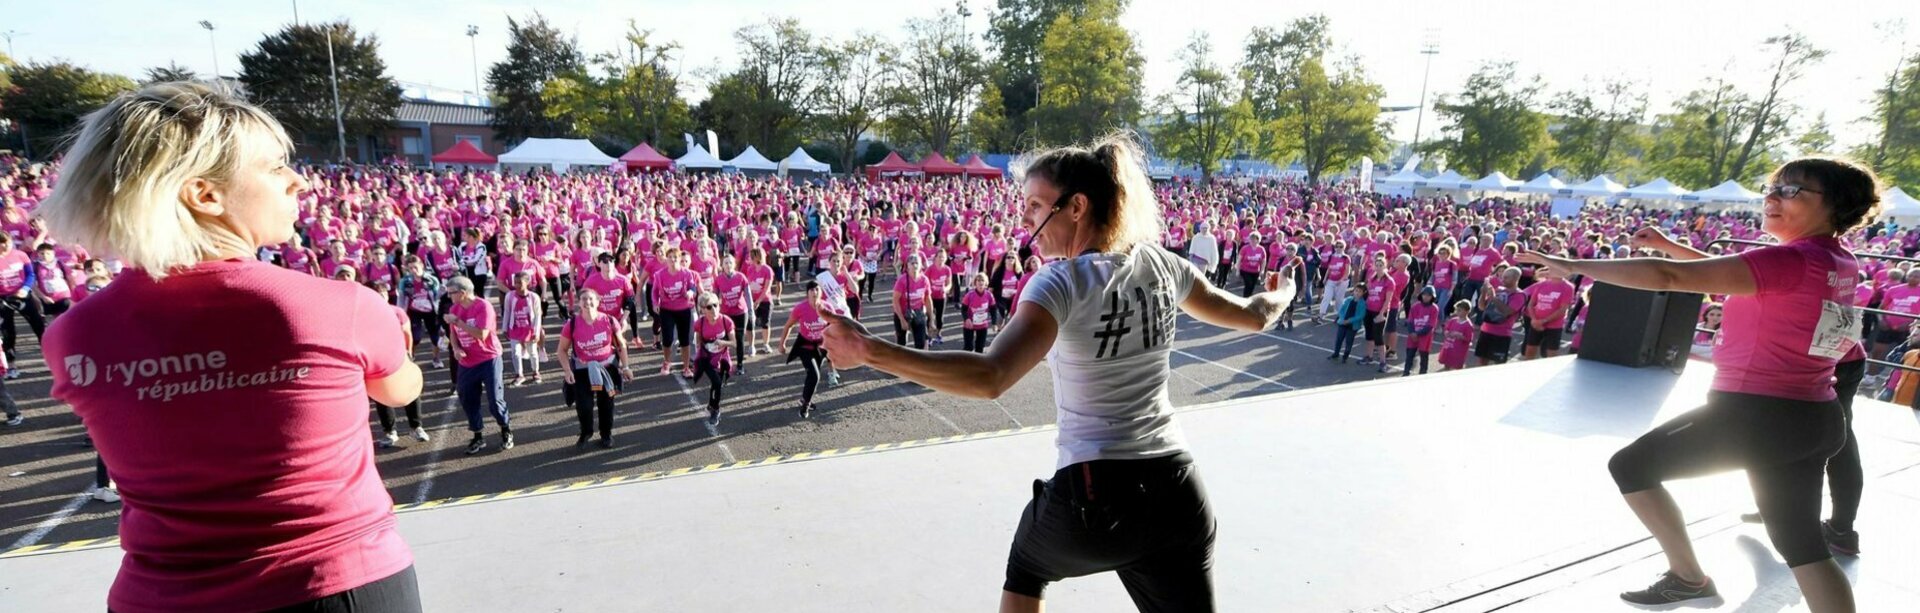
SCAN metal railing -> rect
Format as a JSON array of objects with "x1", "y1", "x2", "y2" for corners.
[{"x1": 1706, "y1": 238, "x2": 1920, "y2": 375}]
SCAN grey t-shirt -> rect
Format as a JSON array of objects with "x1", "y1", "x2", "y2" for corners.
[{"x1": 1020, "y1": 244, "x2": 1197, "y2": 469}]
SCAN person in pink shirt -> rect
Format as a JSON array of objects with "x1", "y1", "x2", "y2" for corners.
[
  {"x1": 29, "y1": 242, "x2": 74, "y2": 320},
  {"x1": 958, "y1": 272, "x2": 995, "y2": 353},
  {"x1": 559, "y1": 287, "x2": 631, "y2": 449},
  {"x1": 1472, "y1": 268, "x2": 1525, "y2": 366},
  {"x1": 1520, "y1": 265, "x2": 1577, "y2": 359},
  {"x1": 1871, "y1": 269, "x2": 1920, "y2": 373},
  {"x1": 691, "y1": 292, "x2": 738, "y2": 426},
  {"x1": 780, "y1": 282, "x2": 832, "y2": 417},
  {"x1": 893, "y1": 253, "x2": 934, "y2": 349},
  {"x1": 1236, "y1": 231, "x2": 1268, "y2": 297},
  {"x1": 0, "y1": 232, "x2": 49, "y2": 368},
  {"x1": 652, "y1": 248, "x2": 699, "y2": 377},
  {"x1": 746, "y1": 247, "x2": 779, "y2": 354},
  {"x1": 1437, "y1": 300, "x2": 1475, "y2": 371},
  {"x1": 502, "y1": 271, "x2": 546, "y2": 386},
  {"x1": 1315, "y1": 240, "x2": 1351, "y2": 323},
  {"x1": 1401, "y1": 286, "x2": 1439, "y2": 375},
  {"x1": 713, "y1": 253, "x2": 753, "y2": 371},
  {"x1": 35, "y1": 82, "x2": 425, "y2": 612},
  {"x1": 445, "y1": 275, "x2": 513, "y2": 455},
  {"x1": 1517, "y1": 157, "x2": 1882, "y2": 610},
  {"x1": 928, "y1": 251, "x2": 955, "y2": 345}
]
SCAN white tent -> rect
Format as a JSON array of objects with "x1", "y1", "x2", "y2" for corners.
[
  {"x1": 1681, "y1": 180, "x2": 1763, "y2": 205},
  {"x1": 1375, "y1": 168, "x2": 1428, "y2": 186},
  {"x1": 1419, "y1": 170, "x2": 1472, "y2": 190},
  {"x1": 723, "y1": 146, "x2": 780, "y2": 174},
  {"x1": 495, "y1": 138, "x2": 616, "y2": 172},
  {"x1": 676, "y1": 144, "x2": 724, "y2": 171},
  {"x1": 1620, "y1": 178, "x2": 1692, "y2": 201},
  {"x1": 779, "y1": 147, "x2": 832, "y2": 176},
  {"x1": 1563, "y1": 175, "x2": 1628, "y2": 198},
  {"x1": 1881, "y1": 187, "x2": 1920, "y2": 222},
  {"x1": 1515, "y1": 173, "x2": 1568, "y2": 195},
  {"x1": 1466, "y1": 171, "x2": 1522, "y2": 192}
]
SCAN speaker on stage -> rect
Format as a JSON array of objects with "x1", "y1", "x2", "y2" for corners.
[{"x1": 1577, "y1": 283, "x2": 1704, "y2": 371}]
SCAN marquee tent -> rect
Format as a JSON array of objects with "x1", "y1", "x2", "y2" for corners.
[
  {"x1": 918, "y1": 152, "x2": 966, "y2": 176},
  {"x1": 779, "y1": 147, "x2": 832, "y2": 176},
  {"x1": 1680, "y1": 180, "x2": 1763, "y2": 205},
  {"x1": 1881, "y1": 187, "x2": 1920, "y2": 222},
  {"x1": 1515, "y1": 173, "x2": 1568, "y2": 194},
  {"x1": 1620, "y1": 178, "x2": 1691, "y2": 201},
  {"x1": 1419, "y1": 170, "x2": 1472, "y2": 190},
  {"x1": 865, "y1": 152, "x2": 922, "y2": 180},
  {"x1": 1375, "y1": 168, "x2": 1428, "y2": 186},
  {"x1": 1562, "y1": 175, "x2": 1628, "y2": 198},
  {"x1": 724, "y1": 146, "x2": 780, "y2": 175},
  {"x1": 614, "y1": 143, "x2": 673, "y2": 173},
  {"x1": 1465, "y1": 171, "x2": 1522, "y2": 192},
  {"x1": 959, "y1": 154, "x2": 1004, "y2": 179},
  {"x1": 430, "y1": 140, "x2": 497, "y2": 167},
  {"x1": 496, "y1": 138, "x2": 616, "y2": 172},
  {"x1": 676, "y1": 144, "x2": 725, "y2": 172}
]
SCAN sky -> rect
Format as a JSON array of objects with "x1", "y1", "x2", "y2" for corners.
[{"x1": 6, "y1": 0, "x2": 1918, "y2": 155}]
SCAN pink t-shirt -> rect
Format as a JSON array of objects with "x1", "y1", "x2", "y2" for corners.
[
  {"x1": 1479, "y1": 288, "x2": 1526, "y2": 337},
  {"x1": 1406, "y1": 301, "x2": 1440, "y2": 351},
  {"x1": 563, "y1": 314, "x2": 619, "y2": 363},
  {"x1": 449, "y1": 297, "x2": 502, "y2": 367},
  {"x1": 927, "y1": 264, "x2": 954, "y2": 299},
  {"x1": 1324, "y1": 254, "x2": 1349, "y2": 282},
  {"x1": 582, "y1": 272, "x2": 632, "y2": 317},
  {"x1": 695, "y1": 315, "x2": 735, "y2": 363},
  {"x1": 1523, "y1": 279, "x2": 1577, "y2": 328},
  {"x1": 746, "y1": 263, "x2": 775, "y2": 304},
  {"x1": 1878, "y1": 283, "x2": 1920, "y2": 328},
  {"x1": 0, "y1": 249, "x2": 31, "y2": 294},
  {"x1": 1439, "y1": 316, "x2": 1474, "y2": 369},
  {"x1": 653, "y1": 268, "x2": 697, "y2": 311},
  {"x1": 960, "y1": 289, "x2": 995, "y2": 330},
  {"x1": 1364, "y1": 274, "x2": 1394, "y2": 313},
  {"x1": 42, "y1": 259, "x2": 411, "y2": 613},
  {"x1": 1716, "y1": 236, "x2": 1858, "y2": 401},
  {"x1": 503, "y1": 290, "x2": 541, "y2": 342},
  {"x1": 792, "y1": 300, "x2": 829, "y2": 341},
  {"x1": 895, "y1": 274, "x2": 931, "y2": 312},
  {"x1": 714, "y1": 272, "x2": 750, "y2": 315}
]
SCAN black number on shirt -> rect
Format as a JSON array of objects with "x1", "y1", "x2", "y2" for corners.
[{"x1": 1094, "y1": 291, "x2": 1135, "y2": 359}]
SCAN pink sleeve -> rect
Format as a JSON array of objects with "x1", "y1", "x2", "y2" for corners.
[
  {"x1": 1738, "y1": 245, "x2": 1808, "y2": 296},
  {"x1": 353, "y1": 287, "x2": 408, "y2": 379}
]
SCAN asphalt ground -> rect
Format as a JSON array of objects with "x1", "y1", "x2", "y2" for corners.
[{"x1": 0, "y1": 278, "x2": 1483, "y2": 552}]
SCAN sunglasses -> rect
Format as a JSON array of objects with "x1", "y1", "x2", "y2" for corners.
[
  {"x1": 701, "y1": 304, "x2": 719, "y2": 310},
  {"x1": 1761, "y1": 183, "x2": 1822, "y2": 199}
]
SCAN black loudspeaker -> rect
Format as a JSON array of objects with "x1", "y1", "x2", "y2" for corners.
[{"x1": 1577, "y1": 283, "x2": 1705, "y2": 371}]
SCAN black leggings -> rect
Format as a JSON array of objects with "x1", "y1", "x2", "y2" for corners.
[
  {"x1": 569, "y1": 367, "x2": 616, "y2": 441},
  {"x1": 408, "y1": 310, "x2": 441, "y2": 347},
  {"x1": 1239, "y1": 270, "x2": 1259, "y2": 298},
  {"x1": 728, "y1": 313, "x2": 749, "y2": 365},
  {"x1": 694, "y1": 358, "x2": 729, "y2": 416},
  {"x1": 894, "y1": 312, "x2": 927, "y2": 349},
  {"x1": 548, "y1": 274, "x2": 571, "y2": 320},
  {"x1": 1400, "y1": 350, "x2": 1430, "y2": 375},
  {"x1": 794, "y1": 344, "x2": 825, "y2": 407},
  {"x1": 932, "y1": 297, "x2": 948, "y2": 331},
  {"x1": 1608, "y1": 390, "x2": 1847, "y2": 567},
  {"x1": 963, "y1": 327, "x2": 989, "y2": 353},
  {"x1": 1826, "y1": 357, "x2": 1866, "y2": 532},
  {"x1": 0, "y1": 295, "x2": 46, "y2": 361},
  {"x1": 1003, "y1": 452, "x2": 1214, "y2": 611},
  {"x1": 374, "y1": 399, "x2": 422, "y2": 432},
  {"x1": 259, "y1": 565, "x2": 422, "y2": 613}
]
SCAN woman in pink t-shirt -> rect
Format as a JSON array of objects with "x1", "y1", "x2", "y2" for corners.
[
  {"x1": 1400, "y1": 286, "x2": 1439, "y2": 375},
  {"x1": 780, "y1": 282, "x2": 833, "y2": 417},
  {"x1": 502, "y1": 270, "x2": 545, "y2": 386},
  {"x1": 558, "y1": 287, "x2": 630, "y2": 449},
  {"x1": 1517, "y1": 158, "x2": 1883, "y2": 610},
  {"x1": 959, "y1": 272, "x2": 995, "y2": 353},
  {"x1": 691, "y1": 292, "x2": 737, "y2": 426},
  {"x1": 36, "y1": 82, "x2": 426, "y2": 612},
  {"x1": 1437, "y1": 301, "x2": 1474, "y2": 371}
]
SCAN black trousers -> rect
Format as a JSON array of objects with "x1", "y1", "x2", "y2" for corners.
[
  {"x1": 727, "y1": 313, "x2": 749, "y2": 366},
  {"x1": 1004, "y1": 452, "x2": 1215, "y2": 612},
  {"x1": 963, "y1": 327, "x2": 989, "y2": 353},
  {"x1": 374, "y1": 399, "x2": 422, "y2": 432},
  {"x1": 260, "y1": 566, "x2": 422, "y2": 613},
  {"x1": 547, "y1": 273, "x2": 571, "y2": 321},
  {"x1": 0, "y1": 295, "x2": 46, "y2": 362},
  {"x1": 569, "y1": 367, "x2": 618, "y2": 441},
  {"x1": 694, "y1": 358, "x2": 729, "y2": 416},
  {"x1": 1826, "y1": 357, "x2": 1866, "y2": 532}
]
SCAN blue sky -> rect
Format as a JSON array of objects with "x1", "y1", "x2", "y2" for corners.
[{"x1": 7, "y1": 0, "x2": 1917, "y2": 148}]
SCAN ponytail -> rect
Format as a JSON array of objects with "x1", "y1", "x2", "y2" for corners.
[{"x1": 1017, "y1": 131, "x2": 1163, "y2": 253}]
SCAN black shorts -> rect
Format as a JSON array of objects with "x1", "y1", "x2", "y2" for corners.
[
  {"x1": 1362, "y1": 310, "x2": 1385, "y2": 342},
  {"x1": 1474, "y1": 331, "x2": 1512, "y2": 362},
  {"x1": 1523, "y1": 325, "x2": 1563, "y2": 349},
  {"x1": 754, "y1": 301, "x2": 772, "y2": 328},
  {"x1": 660, "y1": 308, "x2": 694, "y2": 348},
  {"x1": 1874, "y1": 326, "x2": 1908, "y2": 345},
  {"x1": 1004, "y1": 452, "x2": 1215, "y2": 610}
]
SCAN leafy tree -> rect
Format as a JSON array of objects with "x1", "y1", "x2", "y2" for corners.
[
  {"x1": 986, "y1": 0, "x2": 1089, "y2": 145},
  {"x1": 1238, "y1": 16, "x2": 1385, "y2": 183},
  {"x1": 0, "y1": 61, "x2": 136, "y2": 159},
  {"x1": 968, "y1": 78, "x2": 1016, "y2": 153},
  {"x1": 812, "y1": 32, "x2": 892, "y2": 173},
  {"x1": 1032, "y1": 0, "x2": 1143, "y2": 146},
  {"x1": 1152, "y1": 33, "x2": 1252, "y2": 179},
  {"x1": 1548, "y1": 78, "x2": 1648, "y2": 178},
  {"x1": 487, "y1": 13, "x2": 585, "y2": 144},
  {"x1": 1858, "y1": 52, "x2": 1920, "y2": 189},
  {"x1": 881, "y1": 9, "x2": 987, "y2": 155},
  {"x1": 541, "y1": 23, "x2": 692, "y2": 151},
  {"x1": 142, "y1": 62, "x2": 199, "y2": 86},
  {"x1": 1645, "y1": 80, "x2": 1768, "y2": 187},
  {"x1": 1420, "y1": 61, "x2": 1553, "y2": 177},
  {"x1": 1725, "y1": 33, "x2": 1826, "y2": 183},
  {"x1": 704, "y1": 17, "x2": 820, "y2": 155},
  {"x1": 237, "y1": 21, "x2": 403, "y2": 159},
  {"x1": 1794, "y1": 112, "x2": 1835, "y2": 155}
]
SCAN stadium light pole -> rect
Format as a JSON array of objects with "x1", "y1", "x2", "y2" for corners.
[
  {"x1": 956, "y1": 1, "x2": 973, "y2": 153},
  {"x1": 199, "y1": 21, "x2": 220, "y2": 77},
  {"x1": 1411, "y1": 35, "x2": 1440, "y2": 152},
  {"x1": 325, "y1": 23, "x2": 348, "y2": 162},
  {"x1": 467, "y1": 25, "x2": 481, "y2": 99},
  {"x1": 1, "y1": 30, "x2": 20, "y2": 58}
]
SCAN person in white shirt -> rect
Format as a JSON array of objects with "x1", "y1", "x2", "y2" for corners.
[
  {"x1": 824, "y1": 134, "x2": 1296, "y2": 613},
  {"x1": 1186, "y1": 221, "x2": 1220, "y2": 277}
]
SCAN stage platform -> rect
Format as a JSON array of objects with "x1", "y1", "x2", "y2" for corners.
[{"x1": 3, "y1": 356, "x2": 1918, "y2": 612}]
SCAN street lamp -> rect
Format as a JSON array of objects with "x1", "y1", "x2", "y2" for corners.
[
  {"x1": 323, "y1": 23, "x2": 348, "y2": 162},
  {"x1": 1411, "y1": 32, "x2": 1440, "y2": 154},
  {"x1": 199, "y1": 21, "x2": 219, "y2": 77},
  {"x1": 955, "y1": 1, "x2": 972, "y2": 153},
  {"x1": 467, "y1": 26, "x2": 481, "y2": 100}
]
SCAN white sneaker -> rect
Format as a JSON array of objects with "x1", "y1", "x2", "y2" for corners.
[
  {"x1": 432, "y1": 359, "x2": 445, "y2": 369},
  {"x1": 5, "y1": 370, "x2": 19, "y2": 380},
  {"x1": 379, "y1": 431, "x2": 399, "y2": 448},
  {"x1": 412, "y1": 427, "x2": 430, "y2": 442},
  {"x1": 92, "y1": 487, "x2": 120, "y2": 503}
]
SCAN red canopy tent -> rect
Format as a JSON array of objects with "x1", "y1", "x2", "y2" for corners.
[
  {"x1": 918, "y1": 152, "x2": 965, "y2": 176},
  {"x1": 430, "y1": 140, "x2": 497, "y2": 166},
  {"x1": 615, "y1": 143, "x2": 674, "y2": 173},
  {"x1": 959, "y1": 154, "x2": 1004, "y2": 179},
  {"x1": 864, "y1": 152, "x2": 922, "y2": 180}
]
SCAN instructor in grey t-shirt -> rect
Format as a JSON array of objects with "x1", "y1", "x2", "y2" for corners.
[{"x1": 824, "y1": 133, "x2": 1297, "y2": 613}]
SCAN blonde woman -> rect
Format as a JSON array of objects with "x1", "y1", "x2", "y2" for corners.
[{"x1": 36, "y1": 82, "x2": 425, "y2": 612}]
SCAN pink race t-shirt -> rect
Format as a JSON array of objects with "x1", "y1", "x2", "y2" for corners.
[
  {"x1": 1878, "y1": 283, "x2": 1920, "y2": 328},
  {"x1": 895, "y1": 274, "x2": 931, "y2": 311},
  {"x1": 563, "y1": 314, "x2": 619, "y2": 363},
  {"x1": 653, "y1": 268, "x2": 697, "y2": 311},
  {"x1": 1715, "y1": 236, "x2": 1858, "y2": 401},
  {"x1": 582, "y1": 272, "x2": 632, "y2": 317},
  {"x1": 746, "y1": 263, "x2": 775, "y2": 304},
  {"x1": 1405, "y1": 301, "x2": 1440, "y2": 351},
  {"x1": 0, "y1": 249, "x2": 32, "y2": 294},
  {"x1": 714, "y1": 272, "x2": 750, "y2": 315},
  {"x1": 960, "y1": 289, "x2": 995, "y2": 330},
  {"x1": 449, "y1": 297, "x2": 502, "y2": 367},
  {"x1": 42, "y1": 259, "x2": 411, "y2": 613},
  {"x1": 792, "y1": 300, "x2": 829, "y2": 341},
  {"x1": 1523, "y1": 279, "x2": 1577, "y2": 328}
]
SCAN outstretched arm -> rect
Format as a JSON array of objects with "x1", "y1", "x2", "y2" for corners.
[
  {"x1": 1181, "y1": 268, "x2": 1295, "y2": 332},
  {"x1": 1515, "y1": 251, "x2": 1756, "y2": 296},
  {"x1": 822, "y1": 305, "x2": 1056, "y2": 400}
]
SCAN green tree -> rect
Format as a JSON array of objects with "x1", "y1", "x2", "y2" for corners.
[
  {"x1": 237, "y1": 21, "x2": 403, "y2": 160},
  {"x1": 1794, "y1": 112, "x2": 1835, "y2": 155},
  {"x1": 1548, "y1": 78, "x2": 1648, "y2": 178},
  {"x1": 1421, "y1": 61, "x2": 1553, "y2": 177},
  {"x1": 142, "y1": 62, "x2": 199, "y2": 86},
  {"x1": 704, "y1": 17, "x2": 820, "y2": 155},
  {"x1": 812, "y1": 32, "x2": 892, "y2": 173},
  {"x1": 968, "y1": 78, "x2": 1016, "y2": 153},
  {"x1": 1726, "y1": 33, "x2": 1826, "y2": 183},
  {"x1": 1032, "y1": 0, "x2": 1143, "y2": 146},
  {"x1": 541, "y1": 23, "x2": 692, "y2": 151},
  {"x1": 1857, "y1": 52, "x2": 1920, "y2": 189},
  {"x1": 1151, "y1": 33, "x2": 1252, "y2": 179},
  {"x1": 0, "y1": 61, "x2": 137, "y2": 159},
  {"x1": 1238, "y1": 16, "x2": 1385, "y2": 183},
  {"x1": 881, "y1": 9, "x2": 987, "y2": 155},
  {"x1": 986, "y1": 0, "x2": 1089, "y2": 145},
  {"x1": 487, "y1": 13, "x2": 585, "y2": 144},
  {"x1": 1645, "y1": 80, "x2": 1762, "y2": 187}
]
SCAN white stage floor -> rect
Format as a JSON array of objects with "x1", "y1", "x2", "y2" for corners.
[{"x1": 4, "y1": 356, "x2": 1918, "y2": 612}]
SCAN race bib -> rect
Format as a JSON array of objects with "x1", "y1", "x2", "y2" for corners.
[
  {"x1": 1808, "y1": 300, "x2": 1862, "y2": 359},
  {"x1": 971, "y1": 310, "x2": 989, "y2": 325},
  {"x1": 410, "y1": 295, "x2": 434, "y2": 312}
]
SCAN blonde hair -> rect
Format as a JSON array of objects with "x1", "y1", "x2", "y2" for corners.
[
  {"x1": 37, "y1": 81, "x2": 292, "y2": 280},
  {"x1": 1014, "y1": 131, "x2": 1162, "y2": 254}
]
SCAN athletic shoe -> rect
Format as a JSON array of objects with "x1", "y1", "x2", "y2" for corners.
[
  {"x1": 826, "y1": 372, "x2": 841, "y2": 387},
  {"x1": 1356, "y1": 357, "x2": 1374, "y2": 365},
  {"x1": 379, "y1": 431, "x2": 399, "y2": 448},
  {"x1": 464, "y1": 433, "x2": 486, "y2": 455},
  {"x1": 799, "y1": 403, "x2": 812, "y2": 419},
  {"x1": 5, "y1": 370, "x2": 19, "y2": 380},
  {"x1": 1619, "y1": 571, "x2": 1717, "y2": 605},
  {"x1": 3, "y1": 414, "x2": 21, "y2": 427},
  {"x1": 431, "y1": 359, "x2": 445, "y2": 369},
  {"x1": 91, "y1": 487, "x2": 120, "y2": 503},
  {"x1": 1376, "y1": 364, "x2": 1389, "y2": 374},
  {"x1": 706, "y1": 409, "x2": 721, "y2": 427},
  {"x1": 1823, "y1": 521, "x2": 1860, "y2": 555},
  {"x1": 500, "y1": 431, "x2": 515, "y2": 450},
  {"x1": 660, "y1": 363, "x2": 672, "y2": 376},
  {"x1": 597, "y1": 437, "x2": 613, "y2": 449},
  {"x1": 576, "y1": 434, "x2": 591, "y2": 451},
  {"x1": 1326, "y1": 354, "x2": 1338, "y2": 361},
  {"x1": 412, "y1": 427, "x2": 430, "y2": 442}
]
